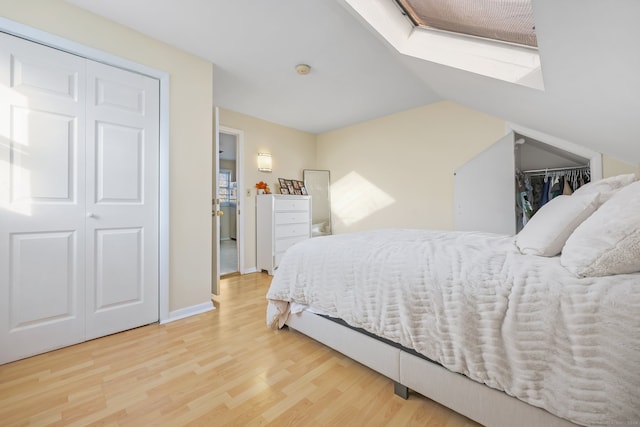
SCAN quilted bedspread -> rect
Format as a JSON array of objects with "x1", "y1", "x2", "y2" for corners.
[{"x1": 266, "y1": 229, "x2": 640, "y2": 427}]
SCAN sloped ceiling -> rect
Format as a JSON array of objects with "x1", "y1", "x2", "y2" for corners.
[{"x1": 67, "y1": 0, "x2": 640, "y2": 163}]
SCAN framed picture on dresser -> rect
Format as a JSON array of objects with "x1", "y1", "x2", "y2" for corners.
[
  {"x1": 277, "y1": 178, "x2": 307, "y2": 195},
  {"x1": 285, "y1": 179, "x2": 295, "y2": 194},
  {"x1": 278, "y1": 178, "x2": 288, "y2": 194},
  {"x1": 294, "y1": 180, "x2": 307, "y2": 195}
]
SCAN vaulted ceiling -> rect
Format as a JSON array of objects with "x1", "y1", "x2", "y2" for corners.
[{"x1": 67, "y1": 0, "x2": 640, "y2": 163}]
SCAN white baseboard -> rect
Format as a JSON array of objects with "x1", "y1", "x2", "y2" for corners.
[
  {"x1": 161, "y1": 301, "x2": 215, "y2": 324},
  {"x1": 242, "y1": 267, "x2": 258, "y2": 274}
]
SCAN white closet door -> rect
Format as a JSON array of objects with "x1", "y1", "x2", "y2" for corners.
[
  {"x1": 0, "y1": 33, "x2": 87, "y2": 363},
  {"x1": 1, "y1": 33, "x2": 160, "y2": 364},
  {"x1": 84, "y1": 60, "x2": 159, "y2": 339},
  {"x1": 454, "y1": 132, "x2": 516, "y2": 235}
]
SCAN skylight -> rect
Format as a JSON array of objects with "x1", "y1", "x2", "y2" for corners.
[
  {"x1": 340, "y1": 0, "x2": 544, "y2": 90},
  {"x1": 396, "y1": 0, "x2": 537, "y2": 47}
]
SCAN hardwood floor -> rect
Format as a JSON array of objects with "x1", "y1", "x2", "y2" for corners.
[{"x1": 0, "y1": 273, "x2": 481, "y2": 426}]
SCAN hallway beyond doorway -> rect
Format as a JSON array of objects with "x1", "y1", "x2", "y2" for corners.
[{"x1": 220, "y1": 239, "x2": 238, "y2": 275}]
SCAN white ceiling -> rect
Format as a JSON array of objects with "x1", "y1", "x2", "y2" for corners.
[{"x1": 67, "y1": 0, "x2": 640, "y2": 163}]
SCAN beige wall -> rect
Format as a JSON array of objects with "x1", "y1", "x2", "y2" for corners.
[
  {"x1": 317, "y1": 102, "x2": 507, "y2": 233},
  {"x1": 317, "y1": 101, "x2": 638, "y2": 235},
  {"x1": 602, "y1": 156, "x2": 639, "y2": 178},
  {"x1": 219, "y1": 109, "x2": 316, "y2": 270},
  {"x1": 1, "y1": 0, "x2": 214, "y2": 312}
]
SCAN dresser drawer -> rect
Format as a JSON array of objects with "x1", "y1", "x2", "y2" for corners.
[
  {"x1": 275, "y1": 223, "x2": 309, "y2": 239},
  {"x1": 275, "y1": 198, "x2": 309, "y2": 212},
  {"x1": 275, "y1": 211, "x2": 309, "y2": 225}
]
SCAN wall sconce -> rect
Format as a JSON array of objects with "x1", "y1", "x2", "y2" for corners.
[{"x1": 257, "y1": 152, "x2": 272, "y2": 172}]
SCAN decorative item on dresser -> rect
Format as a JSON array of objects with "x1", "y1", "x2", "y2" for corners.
[
  {"x1": 256, "y1": 194, "x2": 311, "y2": 275},
  {"x1": 278, "y1": 178, "x2": 307, "y2": 195}
]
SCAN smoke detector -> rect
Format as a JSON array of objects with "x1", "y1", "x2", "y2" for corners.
[{"x1": 295, "y1": 64, "x2": 311, "y2": 75}]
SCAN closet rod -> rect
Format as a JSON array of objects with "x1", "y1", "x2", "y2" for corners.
[{"x1": 522, "y1": 164, "x2": 589, "y2": 174}]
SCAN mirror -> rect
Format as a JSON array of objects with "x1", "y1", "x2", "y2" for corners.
[{"x1": 303, "y1": 169, "x2": 332, "y2": 236}]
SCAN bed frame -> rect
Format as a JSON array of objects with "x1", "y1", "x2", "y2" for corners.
[{"x1": 285, "y1": 310, "x2": 580, "y2": 427}]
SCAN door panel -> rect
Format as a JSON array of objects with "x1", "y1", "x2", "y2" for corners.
[
  {"x1": 11, "y1": 52, "x2": 79, "y2": 101},
  {"x1": 11, "y1": 108, "x2": 76, "y2": 202},
  {"x1": 94, "y1": 228, "x2": 143, "y2": 310},
  {"x1": 95, "y1": 122, "x2": 143, "y2": 203},
  {"x1": 95, "y1": 77, "x2": 145, "y2": 114},
  {"x1": 10, "y1": 231, "x2": 77, "y2": 329},
  {"x1": 0, "y1": 33, "x2": 86, "y2": 364},
  {"x1": 85, "y1": 60, "x2": 159, "y2": 340}
]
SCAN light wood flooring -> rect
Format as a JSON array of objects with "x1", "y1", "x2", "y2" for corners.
[{"x1": 0, "y1": 273, "x2": 481, "y2": 426}]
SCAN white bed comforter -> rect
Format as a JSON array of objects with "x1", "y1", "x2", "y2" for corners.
[{"x1": 266, "y1": 229, "x2": 640, "y2": 427}]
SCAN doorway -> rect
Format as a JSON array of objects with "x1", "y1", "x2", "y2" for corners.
[{"x1": 217, "y1": 127, "x2": 245, "y2": 277}]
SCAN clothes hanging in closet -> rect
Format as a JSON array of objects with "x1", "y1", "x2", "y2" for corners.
[{"x1": 515, "y1": 166, "x2": 591, "y2": 231}]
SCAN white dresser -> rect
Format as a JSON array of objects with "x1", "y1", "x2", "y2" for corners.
[{"x1": 256, "y1": 194, "x2": 312, "y2": 275}]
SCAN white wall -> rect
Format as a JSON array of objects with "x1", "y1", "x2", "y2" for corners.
[
  {"x1": 219, "y1": 108, "x2": 316, "y2": 271},
  {"x1": 0, "y1": 0, "x2": 214, "y2": 312}
]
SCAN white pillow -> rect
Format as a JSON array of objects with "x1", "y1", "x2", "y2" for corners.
[
  {"x1": 572, "y1": 173, "x2": 636, "y2": 204},
  {"x1": 561, "y1": 180, "x2": 640, "y2": 277},
  {"x1": 516, "y1": 193, "x2": 600, "y2": 256}
]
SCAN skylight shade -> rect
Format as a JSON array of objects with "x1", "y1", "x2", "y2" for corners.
[{"x1": 397, "y1": 0, "x2": 537, "y2": 47}]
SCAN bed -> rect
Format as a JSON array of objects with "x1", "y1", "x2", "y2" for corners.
[{"x1": 266, "y1": 177, "x2": 640, "y2": 427}]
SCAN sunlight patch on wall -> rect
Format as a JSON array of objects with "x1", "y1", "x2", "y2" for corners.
[{"x1": 331, "y1": 171, "x2": 395, "y2": 226}]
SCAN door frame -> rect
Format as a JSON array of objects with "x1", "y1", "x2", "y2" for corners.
[{"x1": 0, "y1": 18, "x2": 171, "y2": 322}]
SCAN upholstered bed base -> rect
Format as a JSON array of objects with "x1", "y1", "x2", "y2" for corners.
[{"x1": 285, "y1": 310, "x2": 580, "y2": 427}]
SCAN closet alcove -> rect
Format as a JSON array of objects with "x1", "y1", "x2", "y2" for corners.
[{"x1": 454, "y1": 124, "x2": 602, "y2": 236}]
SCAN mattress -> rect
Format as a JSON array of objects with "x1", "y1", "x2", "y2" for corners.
[{"x1": 266, "y1": 229, "x2": 640, "y2": 427}]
